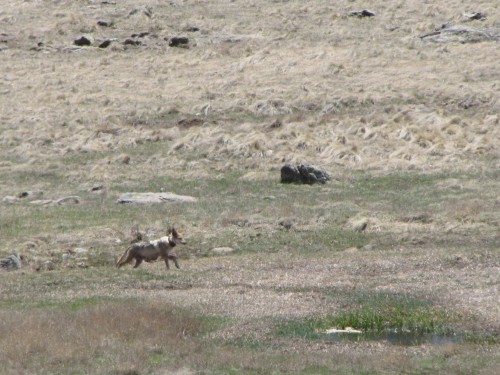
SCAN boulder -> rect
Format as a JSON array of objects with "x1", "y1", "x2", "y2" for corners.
[
  {"x1": 168, "y1": 37, "x2": 189, "y2": 47},
  {"x1": 280, "y1": 163, "x2": 330, "y2": 184},
  {"x1": 74, "y1": 36, "x2": 91, "y2": 46}
]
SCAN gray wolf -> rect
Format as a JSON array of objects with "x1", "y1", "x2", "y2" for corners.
[{"x1": 116, "y1": 228, "x2": 186, "y2": 269}]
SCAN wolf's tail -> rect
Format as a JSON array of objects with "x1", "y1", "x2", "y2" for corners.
[{"x1": 116, "y1": 246, "x2": 132, "y2": 268}]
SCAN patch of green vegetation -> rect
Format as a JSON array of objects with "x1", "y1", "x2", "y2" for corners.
[
  {"x1": 149, "y1": 351, "x2": 173, "y2": 366},
  {"x1": 0, "y1": 296, "x2": 111, "y2": 311},
  {"x1": 225, "y1": 336, "x2": 269, "y2": 351},
  {"x1": 462, "y1": 332, "x2": 500, "y2": 345},
  {"x1": 342, "y1": 172, "x2": 453, "y2": 211},
  {"x1": 275, "y1": 292, "x2": 454, "y2": 340},
  {"x1": 198, "y1": 315, "x2": 231, "y2": 336}
]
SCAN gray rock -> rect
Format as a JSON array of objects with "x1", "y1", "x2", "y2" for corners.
[
  {"x1": 419, "y1": 25, "x2": 500, "y2": 43},
  {"x1": 211, "y1": 247, "x2": 235, "y2": 255},
  {"x1": 0, "y1": 254, "x2": 21, "y2": 270},
  {"x1": 280, "y1": 163, "x2": 330, "y2": 184},
  {"x1": 19, "y1": 190, "x2": 43, "y2": 199},
  {"x1": 55, "y1": 196, "x2": 80, "y2": 205},
  {"x1": 350, "y1": 10, "x2": 376, "y2": 17},
  {"x1": 348, "y1": 217, "x2": 369, "y2": 232},
  {"x1": 2, "y1": 196, "x2": 19, "y2": 204},
  {"x1": 117, "y1": 192, "x2": 198, "y2": 204},
  {"x1": 74, "y1": 36, "x2": 91, "y2": 46}
]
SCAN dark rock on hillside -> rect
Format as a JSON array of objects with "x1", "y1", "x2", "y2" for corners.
[
  {"x1": 349, "y1": 10, "x2": 376, "y2": 17},
  {"x1": 463, "y1": 12, "x2": 486, "y2": 21},
  {"x1": 280, "y1": 163, "x2": 330, "y2": 184},
  {"x1": 74, "y1": 36, "x2": 91, "y2": 46},
  {"x1": 97, "y1": 20, "x2": 113, "y2": 27},
  {"x1": 185, "y1": 26, "x2": 200, "y2": 32},
  {"x1": 0, "y1": 254, "x2": 21, "y2": 270},
  {"x1": 168, "y1": 37, "x2": 189, "y2": 47},
  {"x1": 123, "y1": 39, "x2": 142, "y2": 46},
  {"x1": 419, "y1": 25, "x2": 500, "y2": 43},
  {"x1": 98, "y1": 40, "x2": 112, "y2": 48},
  {"x1": 131, "y1": 32, "x2": 150, "y2": 38}
]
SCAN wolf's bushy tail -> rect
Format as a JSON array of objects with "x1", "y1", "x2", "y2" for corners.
[{"x1": 116, "y1": 246, "x2": 133, "y2": 268}]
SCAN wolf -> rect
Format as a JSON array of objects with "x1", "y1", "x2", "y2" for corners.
[{"x1": 116, "y1": 228, "x2": 186, "y2": 269}]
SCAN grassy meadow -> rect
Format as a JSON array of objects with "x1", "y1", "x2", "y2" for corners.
[{"x1": 0, "y1": 0, "x2": 499, "y2": 374}]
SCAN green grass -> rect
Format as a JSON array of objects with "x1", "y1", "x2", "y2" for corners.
[{"x1": 275, "y1": 292, "x2": 455, "y2": 340}]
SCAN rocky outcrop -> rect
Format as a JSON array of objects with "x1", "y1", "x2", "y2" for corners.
[{"x1": 280, "y1": 164, "x2": 330, "y2": 185}]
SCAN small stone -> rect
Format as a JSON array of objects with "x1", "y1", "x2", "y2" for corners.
[
  {"x1": 19, "y1": 190, "x2": 43, "y2": 199},
  {"x1": 131, "y1": 32, "x2": 150, "y2": 38},
  {"x1": 91, "y1": 184, "x2": 104, "y2": 191},
  {"x1": 185, "y1": 26, "x2": 200, "y2": 32},
  {"x1": 123, "y1": 39, "x2": 141, "y2": 46},
  {"x1": 97, "y1": 20, "x2": 113, "y2": 27},
  {"x1": 2, "y1": 196, "x2": 19, "y2": 204},
  {"x1": 348, "y1": 217, "x2": 369, "y2": 232},
  {"x1": 349, "y1": 10, "x2": 376, "y2": 17},
  {"x1": 74, "y1": 36, "x2": 91, "y2": 46},
  {"x1": 98, "y1": 40, "x2": 112, "y2": 48},
  {"x1": 463, "y1": 12, "x2": 486, "y2": 21},
  {"x1": 168, "y1": 37, "x2": 189, "y2": 47},
  {"x1": 211, "y1": 247, "x2": 235, "y2": 255},
  {"x1": 278, "y1": 220, "x2": 293, "y2": 230}
]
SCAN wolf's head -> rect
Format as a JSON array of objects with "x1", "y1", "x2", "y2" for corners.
[{"x1": 169, "y1": 228, "x2": 187, "y2": 245}]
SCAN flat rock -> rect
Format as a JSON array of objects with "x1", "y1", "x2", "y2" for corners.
[
  {"x1": 117, "y1": 192, "x2": 198, "y2": 204},
  {"x1": 349, "y1": 10, "x2": 376, "y2": 17},
  {"x1": 419, "y1": 25, "x2": 500, "y2": 43},
  {"x1": 2, "y1": 196, "x2": 19, "y2": 204},
  {"x1": 30, "y1": 196, "x2": 80, "y2": 205},
  {"x1": 211, "y1": 247, "x2": 235, "y2": 255}
]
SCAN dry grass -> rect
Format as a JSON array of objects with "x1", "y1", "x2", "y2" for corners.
[
  {"x1": 0, "y1": 299, "x2": 204, "y2": 374},
  {"x1": 0, "y1": 0, "x2": 499, "y2": 373},
  {"x1": 0, "y1": 0, "x2": 498, "y2": 184}
]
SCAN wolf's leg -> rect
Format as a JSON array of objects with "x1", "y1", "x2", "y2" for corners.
[
  {"x1": 133, "y1": 257, "x2": 143, "y2": 268},
  {"x1": 168, "y1": 253, "x2": 180, "y2": 269}
]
